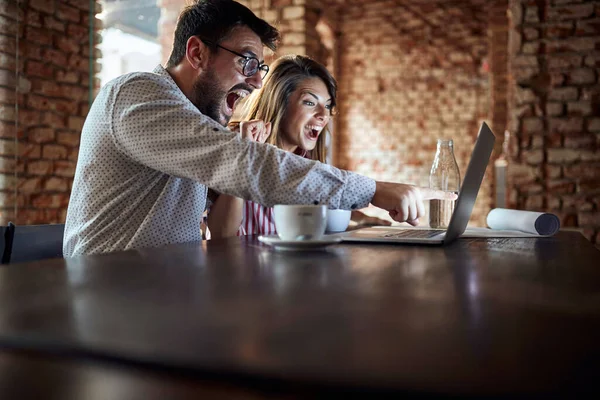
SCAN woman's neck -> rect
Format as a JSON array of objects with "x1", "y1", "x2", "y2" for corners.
[{"x1": 279, "y1": 138, "x2": 298, "y2": 153}]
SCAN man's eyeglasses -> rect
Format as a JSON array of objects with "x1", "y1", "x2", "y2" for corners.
[{"x1": 201, "y1": 39, "x2": 269, "y2": 79}]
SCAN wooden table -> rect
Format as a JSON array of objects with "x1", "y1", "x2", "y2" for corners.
[{"x1": 1, "y1": 231, "x2": 599, "y2": 398}]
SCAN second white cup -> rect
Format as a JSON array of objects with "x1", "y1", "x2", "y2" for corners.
[{"x1": 273, "y1": 205, "x2": 327, "y2": 241}]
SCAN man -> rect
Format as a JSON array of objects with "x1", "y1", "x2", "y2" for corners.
[{"x1": 63, "y1": 0, "x2": 455, "y2": 257}]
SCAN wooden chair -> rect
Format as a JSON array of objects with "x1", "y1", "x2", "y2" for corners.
[{"x1": 1, "y1": 222, "x2": 65, "y2": 264}]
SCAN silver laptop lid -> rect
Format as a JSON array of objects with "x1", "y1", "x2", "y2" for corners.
[{"x1": 443, "y1": 122, "x2": 496, "y2": 243}]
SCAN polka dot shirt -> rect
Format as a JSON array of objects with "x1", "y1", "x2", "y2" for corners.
[{"x1": 63, "y1": 65, "x2": 375, "y2": 256}]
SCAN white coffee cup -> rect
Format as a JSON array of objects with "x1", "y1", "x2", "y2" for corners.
[
  {"x1": 273, "y1": 205, "x2": 327, "y2": 241},
  {"x1": 326, "y1": 209, "x2": 352, "y2": 233}
]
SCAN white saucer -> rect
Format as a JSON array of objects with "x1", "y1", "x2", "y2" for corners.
[{"x1": 258, "y1": 235, "x2": 342, "y2": 251}]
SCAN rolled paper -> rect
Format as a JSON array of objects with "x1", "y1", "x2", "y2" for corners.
[{"x1": 486, "y1": 208, "x2": 560, "y2": 236}]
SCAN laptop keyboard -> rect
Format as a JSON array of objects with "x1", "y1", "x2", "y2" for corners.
[{"x1": 380, "y1": 229, "x2": 445, "y2": 239}]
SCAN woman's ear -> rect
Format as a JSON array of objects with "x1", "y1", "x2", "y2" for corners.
[{"x1": 185, "y1": 36, "x2": 210, "y2": 70}]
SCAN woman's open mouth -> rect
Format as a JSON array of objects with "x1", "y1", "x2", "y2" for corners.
[{"x1": 305, "y1": 125, "x2": 323, "y2": 141}]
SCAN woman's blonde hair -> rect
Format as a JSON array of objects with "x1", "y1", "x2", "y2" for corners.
[{"x1": 231, "y1": 55, "x2": 337, "y2": 163}]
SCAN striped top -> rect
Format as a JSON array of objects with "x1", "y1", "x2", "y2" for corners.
[{"x1": 237, "y1": 148, "x2": 310, "y2": 236}]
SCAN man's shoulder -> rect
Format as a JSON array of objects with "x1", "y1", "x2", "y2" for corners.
[{"x1": 101, "y1": 66, "x2": 174, "y2": 95}]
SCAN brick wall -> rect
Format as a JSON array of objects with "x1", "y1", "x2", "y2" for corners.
[
  {"x1": 508, "y1": 0, "x2": 600, "y2": 245},
  {"x1": 336, "y1": 0, "x2": 493, "y2": 225},
  {"x1": 0, "y1": 0, "x2": 99, "y2": 225}
]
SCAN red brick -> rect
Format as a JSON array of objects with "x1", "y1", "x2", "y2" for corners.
[
  {"x1": 564, "y1": 162, "x2": 600, "y2": 180},
  {"x1": 32, "y1": 193, "x2": 63, "y2": 208},
  {"x1": 581, "y1": 150, "x2": 600, "y2": 162},
  {"x1": 513, "y1": 55, "x2": 539, "y2": 68},
  {"x1": 26, "y1": 26, "x2": 53, "y2": 46},
  {"x1": 548, "y1": 148, "x2": 581, "y2": 164},
  {"x1": 79, "y1": 102, "x2": 89, "y2": 117},
  {"x1": 584, "y1": 53, "x2": 600, "y2": 68},
  {"x1": 548, "y1": 3, "x2": 594, "y2": 20},
  {"x1": 54, "y1": 99, "x2": 78, "y2": 114},
  {"x1": 547, "y1": 54, "x2": 582, "y2": 70},
  {"x1": 559, "y1": 212, "x2": 578, "y2": 228},
  {"x1": 29, "y1": 0, "x2": 55, "y2": 14},
  {"x1": 0, "y1": 138, "x2": 15, "y2": 156},
  {"x1": 62, "y1": 85, "x2": 86, "y2": 101},
  {"x1": 41, "y1": 112, "x2": 66, "y2": 129},
  {"x1": 0, "y1": 104, "x2": 16, "y2": 122},
  {"x1": 567, "y1": 101, "x2": 593, "y2": 116},
  {"x1": 0, "y1": 121, "x2": 16, "y2": 138},
  {"x1": 25, "y1": 60, "x2": 53, "y2": 79},
  {"x1": 67, "y1": 116, "x2": 85, "y2": 131},
  {"x1": 17, "y1": 109, "x2": 40, "y2": 127},
  {"x1": 42, "y1": 144, "x2": 68, "y2": 160},
  {"x1": 0, "y1": 15, "x2": 18, "y2": 36},
  {"x1": 581, "y1": 86, "x2": 600, "y2": 101},
  {"x1": 66, "y1": 23, "x2": 87, "y2": 41},
  {"x1": 578, "y1": 212, "x2": 600, "y2": 227},
  {"x1": 522, "y1": 28, "x2": 539, "y2": 40},
  {"x1": 546, "y1": 102, "x2": 564, "y2": 116},
  {"x1": 550, "y1": 72, "x2": 565, "y2": 87},
  {"x1": 525, "y1": 194, "x2": 543, "y2": 209},
  {"x1": 28, "y1": 127, "x2": 54, "y2": 143},
  {"x1": 0, "y1": 156, "x2": 15, "y2": 173},
  {"x1": 56, "y1": 70, "x2": 79, "y2": 84},
  {"x1": 67, "y1": 53, "x2": 89, "y2": 73},
  {"x1": 68, "y1": 147, "x2": 78, "y2": 161},
  {"x1": 562, "y1": 194, "x2": 594, "y2": 212},
  {"x1": 56, "y1": 3, "x2": 80, "y2": 23},
  {"x1": 43, "y1": 16, "x2": 66, "y2": 32},
  {"x1": 56, "y1": 132, "x2": 80, "y2": 147},
  {"x1": 0, "y1": 34, "x2": 17, "y2": 55},
  {"x1": 579, "y1": 180, "x2": 600, "y2": 193},
  {"x1": 26, "y1": 94, "x2": 53, "y2": 111},
  {"x1": 548, "y1": 87, "x2": 578, "y2": 101},
  {"x1": 523, "y1": 149, "x2": 544, "y2": 165},
  {"x1": 54, "y1": 160, "x2": 76, "y2": 177},
  {"x1": 547, "y1": 179, "x2": 576, "y2": 195},
  {"x1": 42, "y1": 48, "x2": 68, "y2": 68},
  {"x1": 549, "y1": 117, "x2": 584, "y2": 134},
  {"x1": 545, "y1": 22, "x2": 574, "y2": 39},
  {"x1": 27, "y1": 160, "x2": 52, "y2": 175},
  {"x1": 63, "y1": 0, "x2": 91, "y2": 11},
  {"x1": 588, "y1": 118, "x2": 600, "y2": 132},
  {"x1": 565, "y1": 133, "x2": 597, "y2": 148},
  {"x1": 524, "y1": 6, "x2": 539, "y2": 23},
  {"x1": 0, "y1": 69, "x2": 15, "y2": 88},
  {"x1": 546, "y1": 164, "x2": 562, "y2": 179},
  {"x1": 566, "y1": 68, "x2": 596, "y2": 85},
  {"x1": 44, "y1": 177, "x2": 68, "y2": 192},
  {"x1": 18, "y1": 177, "x2": 42, "y2": 193},
  {"x1": 522, "y1": 117, "x2": 544, "y2": 133},
  {"x1": 55, "y1": 36, "x2": 80, "y2": 54},
  {"x1": 0, "y1": 87, "x2": 15, "y2": 104},
  {"x1": 0, "y1": 0, "x2": 23, "y2": 20},
  {"x1": 25, "y1": 9, "x2": 42, "y2": 28},
  {"x1": 546, "y1": 37, "x2": 597, "y2": 53},
  {"x1": 19, "y1": 143, "x2": 41, "y2": 159}
]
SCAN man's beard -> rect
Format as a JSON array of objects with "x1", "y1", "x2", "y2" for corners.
[{"x1": 190, "y1": 68, "x2": 229, "y2": 126}]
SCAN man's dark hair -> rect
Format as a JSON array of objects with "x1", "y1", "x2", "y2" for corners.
[{"x1": 166, "y1": 0, "x2": 280, "y2": 68}]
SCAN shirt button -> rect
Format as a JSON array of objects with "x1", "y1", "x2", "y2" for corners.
[
  {"x1": 213, "y1": 128, "x2": 219, "y2": 132},
  {"x1": 313, "y1": 200, "x2": 319, "y2": 205},
  {"x1": 351, "y1": 204, "x2": 358, "y2": 209}
]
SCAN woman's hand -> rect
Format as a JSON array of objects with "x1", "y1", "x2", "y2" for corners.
[{"x1": 239, "y1": 120, "x2": 272, "y2": 143}]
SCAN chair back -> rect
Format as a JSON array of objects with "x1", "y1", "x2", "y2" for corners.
[{"x1": 2, "y1": 222, "x2": 65, "y2": 264}]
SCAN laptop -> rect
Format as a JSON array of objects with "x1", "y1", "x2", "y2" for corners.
[{"x1": 340, "y1": 121, "x2": 496, "y2": 245}]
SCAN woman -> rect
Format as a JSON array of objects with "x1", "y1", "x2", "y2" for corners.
[{"x1": 207, "y1": 55, "x2": 388, "y2": 238}]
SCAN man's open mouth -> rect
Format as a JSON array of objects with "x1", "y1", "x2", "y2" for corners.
[{"x1": 225, "y1": 90, "x2": 249, "y2": 115}]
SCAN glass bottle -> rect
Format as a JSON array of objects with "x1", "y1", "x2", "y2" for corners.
[{"x1": 429, "y1": 139, "x2": 461, "y2": 229}]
